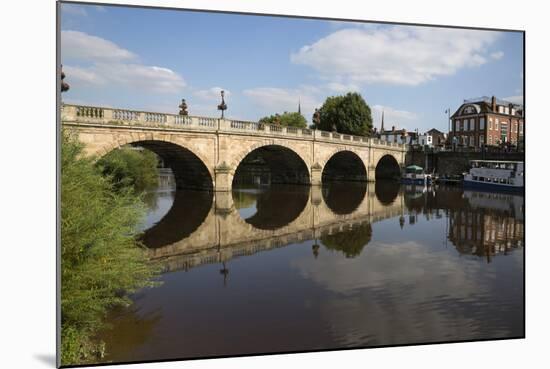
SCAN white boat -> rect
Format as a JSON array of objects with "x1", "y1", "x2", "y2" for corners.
[
  {"x1": 401, "y1": 165, "x2": 433, "y2": 185},
  {"x1": 463, "y1": 160, "x2": 524, "y2": 192}
]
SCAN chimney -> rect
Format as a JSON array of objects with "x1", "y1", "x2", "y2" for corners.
[{"x1": 491, "y1": 96, "x2": 497, "y2": 112}]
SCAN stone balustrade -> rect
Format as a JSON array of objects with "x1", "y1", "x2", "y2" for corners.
[{"x1": 62, "y1": 103, "x2": 406, "y2": 150}]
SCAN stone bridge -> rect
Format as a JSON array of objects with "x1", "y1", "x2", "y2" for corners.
[
  {"x1": 61, "y1": 104, "x2": 407, "y2": 191},
  {"x1": 144, "y1": 184, "x2": 405, "y2": 272}
]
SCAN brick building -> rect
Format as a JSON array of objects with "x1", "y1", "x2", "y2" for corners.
[{"x1": 449, "y1": 96, "x2": 524, "y2": 149}]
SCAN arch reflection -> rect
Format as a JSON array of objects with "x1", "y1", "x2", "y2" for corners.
[
  {"x1": 375, "y1": 179, "x2": 400, "y2": 205},
  {"x1": 322, "y1": 182, "x2": 367, "y2": 215},
  {"x1": 232, "y1": 184, "x2": 310, "y2": 230},
  {"x1": 141, "y1": 189, "x2": 213, "y2": 249}
]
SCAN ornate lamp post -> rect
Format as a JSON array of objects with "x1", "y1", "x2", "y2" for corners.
[
  {"x1": 217, "y1": 90, "x2": 227, "y2": 119},
  {"x1": 312, "y1": 108, "x2": 320, "y2": 130},
  {"x1": 61, "y1": 65, "x2": 70, "y2": 93},
  {"x1": 178, "y1": 98, "x2": 188, "y2": 116}
]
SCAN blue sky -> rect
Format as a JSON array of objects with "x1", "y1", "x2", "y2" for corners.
[{"x1": 60, "y1": 3, "x2": 523, "y2": 133}]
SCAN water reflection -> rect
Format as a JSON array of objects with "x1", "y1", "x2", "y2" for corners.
[
  {"x1": 232, "y1": 184, "x2": 309, "y2": 230},
  {"x1": 321, "y1": 221, "x2": 373, "y2": 258},
  {"x1": 374, "y1": 179, "x2": 400, "y2": 205},
  {"x1": 322, "y1": 182, "x2": 367, "y2": 215},
  {"x1": 141, "y1": 189, "x2": 213, "y2": 249},
  {"x1": 97, "y1": 179, "x2": 524, "y2": 364}
]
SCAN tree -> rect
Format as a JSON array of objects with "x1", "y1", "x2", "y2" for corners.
[
  {"x1": 97, "y1": 147, "x2": 159, "y2": 193},
  {"x1": 259, "y1": 111, "x2": 307, "y2": 128},
  {"x1": 61, "y1": 131, "x2": 160, "y2": 365},
  {"x1": 317, "y1": 92, "x2": 373, "y2": 136}
]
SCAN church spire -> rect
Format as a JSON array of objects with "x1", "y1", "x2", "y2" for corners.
[
  {"x1": 380, "y1": 110, "x2": 385, "y2": 132},
  {"x1": 298, "y1": 98, "x2": 301, "y2": 114}
]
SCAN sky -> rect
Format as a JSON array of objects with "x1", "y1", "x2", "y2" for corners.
[{"x1": 60, "y1": 3, "x2": 524, "y2": 133}]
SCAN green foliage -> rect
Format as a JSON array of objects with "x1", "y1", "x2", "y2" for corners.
[
  {"x1": 97, "y1": 147, "x2": 159, "y2": 193},
  {"x1": 321, "y1": 223, "x2": 373, "y2": 258},
  {"x1": 61, "y1": 131, "x2": 160, "y2": 365},
  {"x1": 259, "y1": 111, "x2": 307, "y2": 128},
  {"x1": 317, "y1": 92, "x2": 373, "y2": 136}
]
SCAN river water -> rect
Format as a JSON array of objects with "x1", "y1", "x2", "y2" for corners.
[{"x1": 97, "y1": 173, "x2": 524, "y2": 364}]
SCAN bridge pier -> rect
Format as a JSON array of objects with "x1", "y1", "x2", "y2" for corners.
[
  {"x1": 214, "y1": 162, "x2": 232, "y2": 192},
  {"x1": 311, "y1": 163, "x2": 322, "y2": 186}
]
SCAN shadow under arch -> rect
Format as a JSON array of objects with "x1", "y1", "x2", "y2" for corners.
[
  {"x1": 322, "y1": 150, "x2": 367, "y2": 182},
  {"x1": 232, "y1": 145, "x2": 310, "y2": 187},
  {"x1": 140, "y1": 189, "x2": 213, "y2": 249},
  {"x1": 233, "y1": 185, "x2": 310, "y2": 230},
  {"x1": 375, "y1": 179, "x2": 401, "y2": 205},
  {"x1": 103, "y1": 140, "x2": 213, "y2": 191},
  {"x1": 322, "y1": 182, "x2": 367, "y2": 215},
  {"x1": 375, "y1": 154, "x2": 401, "y2": 180}
]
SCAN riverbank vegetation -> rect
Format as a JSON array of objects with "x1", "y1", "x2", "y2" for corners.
[
  {"x1": 97, "y1": 146, "x2": 159, "y2": 193},
  {"x1": 60, "y1": 132, "x2": 160, "y2": 365}
]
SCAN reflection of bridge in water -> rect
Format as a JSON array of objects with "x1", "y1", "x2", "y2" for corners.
[
  {"x1": 146, "y1": 183, "x2": 405, "y2": 272},
  {"x1": 143, "y1": 177, "x2": 524, "y2": 272}
]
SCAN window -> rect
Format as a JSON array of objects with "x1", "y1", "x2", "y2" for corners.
[
  {"x1": 479, "y1": 136, "x2": 485, "y2": 147},
  {"x1": 511, "y1": 108, "x2": 516, "y2": 115},
  {"x1": 480, "y1": 117, "x2": 485, "y2": 130},
  {"x1": 470, "y1": 118, "x2": 475, "y2": 131},
  {"x1": 454, "y1": 120, "x2": 459, "y2": 131},
  {"x1": 460, "y1": 120, "x2": 464, "y2": 131},
  {"x1": 489, "y1": 135, "x2": 493, "y2": 144},
  {"x1": 501, "y1": 122, "x2": 508, "y2": 142},
  {"x1": 498, "y1": 106, "x2": 504, "y2": 113},
  {"x1": 505, "y1": 107, "x2": 509, "y2": 115},
  {"x1": 519, "y1": 122, "x2": 524, "y2": 134},
  {"x1": 495, "y1": 118, "x2": 499, "y2": 130},
  {"x1": 489, "y1": 118, "x2": 493, "y2": 130}
]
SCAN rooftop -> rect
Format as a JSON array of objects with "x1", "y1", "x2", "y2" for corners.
[{"x1": 463, "y1": 96, "x2": 523, "y2": 108}]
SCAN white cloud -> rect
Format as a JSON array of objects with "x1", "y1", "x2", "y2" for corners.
[
  {"x1": 371, "y1": 104, "x2": 418, "y2": 130},
  {"x1": 61, "y1": 31, "x2": 185, "y2": 94},
  {"x1": 291, "y1": 26, "x2": 501, "y2": 86},
  {"x1": 324, "y1": 81, "x2": 361, "y2": 93},
  {"x1": 243, "y1": 87, "x2": 320, "y2": 120},
  {"x1": 194, "y1": 87, "x2": 231, "y2": 101},
  {"x1": 62, "y1": 30, "x2": 136, "y2": 62},
  {"x1": 64, "y1": 63, "x2": 186, "y2": 93},
  {"x1": 491, "y1": 51, "x2": 504, "y2": 60},
  {"x1": 503, "y1": 95, "x2": 524, "y2": 105}
]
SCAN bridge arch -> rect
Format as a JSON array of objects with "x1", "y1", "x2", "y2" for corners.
[
  {"x1": 375, "y1": 154, "x2": 401, "y2": 180},
  {"x1": 322, "y1": 149, "x2": 367, "y2": 183},
  {"x1": 231, "y1": 143, "x2": 311, "y2": 187},
  {"x1": 99, "y1": 136, "x2": 214, "y2": 191}
]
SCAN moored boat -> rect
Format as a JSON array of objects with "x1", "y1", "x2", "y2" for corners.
[
  {"x1": 401, "y1": 165, "x2": 433, "y2": 185},
  {"x1": 463, "y1": 160, "x2": 524, "y2": 192}
]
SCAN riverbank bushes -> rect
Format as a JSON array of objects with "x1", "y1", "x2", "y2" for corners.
[
  {"x1": 60, "y1": 132, "x2": 160, "y2": 365},
  {"x1": 97, "y1": 146, "x2": 159, "y2": 193}
]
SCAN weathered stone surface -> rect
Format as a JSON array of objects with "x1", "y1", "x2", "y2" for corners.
[{"x1": 62, "y1": 104, "x2": 406, "y2": 191}]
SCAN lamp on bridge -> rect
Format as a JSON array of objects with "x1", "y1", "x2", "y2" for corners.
[
  {"x1": 178, "y1": 99, "x2": 188, "y2": 116},
  {"x1": 61, "y1": 65, "x2": 70, "y2": 93},
  {"x1": 217, "y1": 90, "x2": 227, "y2": 119},
  {"x1": 312, "y1": 108, "x2": 321, "y2": 130}
]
